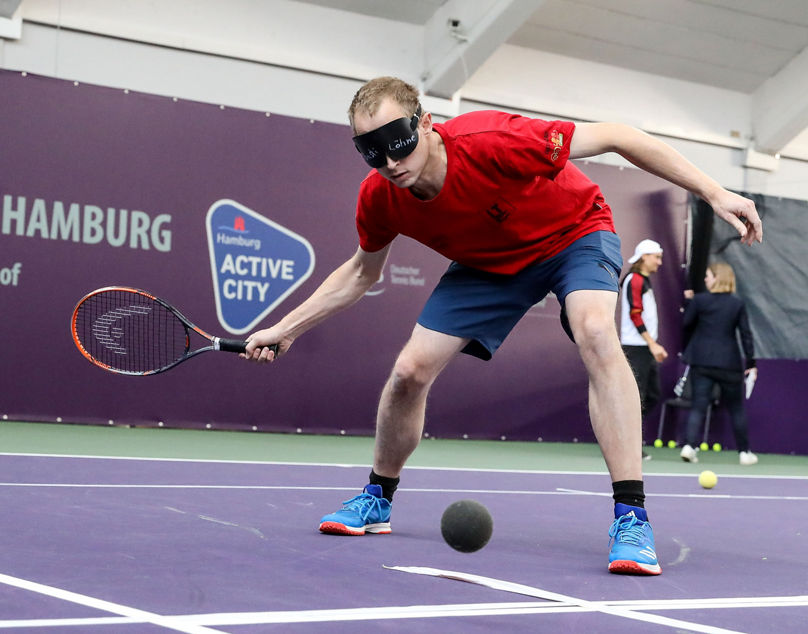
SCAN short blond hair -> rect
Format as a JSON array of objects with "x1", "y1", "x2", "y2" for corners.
[
  {"x1": 348, "y1": 76, "x2": 420, "y2": 132},
  {"x1": 708, "y1": 261, "x2": 736, "y2": 293}
]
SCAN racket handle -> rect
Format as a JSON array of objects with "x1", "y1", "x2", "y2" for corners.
[
  {"x1": 216, "y1": 338, "x2": 279, "y2": 356},
  {"x1": 217, "y1": 338, "x2": 248, "y2": 353}
]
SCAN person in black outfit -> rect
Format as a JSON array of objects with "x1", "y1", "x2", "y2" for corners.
[{"x1": 680, "y1": 261, "x2": 758, "y2": 465}]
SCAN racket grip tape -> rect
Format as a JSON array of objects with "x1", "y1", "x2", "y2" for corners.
[{"x1": 216, "y1": 338, "x2": 279, "y2": 356}]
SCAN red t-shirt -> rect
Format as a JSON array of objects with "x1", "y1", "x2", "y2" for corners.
[{"x1": 355, "y1": 110, "x2": 615, "y2": 275}]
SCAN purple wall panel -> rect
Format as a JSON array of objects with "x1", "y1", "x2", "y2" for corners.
[
  {"x1": 0, "y1": 70, "x2": 446, "y2": 437},
  {"x1": 1, "y1": 71, "x2": 803, "y2": 454}
]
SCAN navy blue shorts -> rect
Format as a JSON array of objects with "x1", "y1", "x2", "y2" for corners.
[{"x1": 417, "y1": 231, "x2": 623, "y2": 360}]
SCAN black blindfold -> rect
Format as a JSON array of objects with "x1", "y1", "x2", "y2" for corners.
[{"x1": 352, "y1": 106, "x2": 422, "y2": 168}]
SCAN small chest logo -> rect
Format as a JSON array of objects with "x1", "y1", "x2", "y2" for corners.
[{"x1": 486, "y1": 201, "x2": 512, "y2": 223}]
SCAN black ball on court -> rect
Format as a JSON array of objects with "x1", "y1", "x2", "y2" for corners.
[{"x1": 440, "y1": 499, "x2": 493, "y2": 553}]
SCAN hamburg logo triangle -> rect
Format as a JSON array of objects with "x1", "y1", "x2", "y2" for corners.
[{"x1": 206, "y1": 199, "x2": 315, "y2": 334}]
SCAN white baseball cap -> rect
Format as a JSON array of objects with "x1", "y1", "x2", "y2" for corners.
[{"x1": 628, "y1": 239, "x2": 663, "y2": 264}]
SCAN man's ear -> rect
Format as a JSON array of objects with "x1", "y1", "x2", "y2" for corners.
[{"x1": 420, "y1": 111, "x2": 433, "y2": 133}]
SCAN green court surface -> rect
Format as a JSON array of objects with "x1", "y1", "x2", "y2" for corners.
[{"x1": 1, "y1": 420, "x2": 806, "y2": 476}]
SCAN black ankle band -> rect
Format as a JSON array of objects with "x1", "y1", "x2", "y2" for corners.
[
  {"x1": 612, "y1": 480, "x2": 645, "y2": 508},
  {"x1": 369, "y1": 470, "x2": 400, "y2": 502}
]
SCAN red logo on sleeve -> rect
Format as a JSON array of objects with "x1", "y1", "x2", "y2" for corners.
[{"x1": 547, "y1": 130, "x2": 564, "y2": 161}]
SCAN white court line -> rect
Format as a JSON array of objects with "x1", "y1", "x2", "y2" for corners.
[
  {"x1": 387, "y1": 566, "x2": 750, "y2": 634},
  {"x1": 613, "y1": 596, "x2": 808, "y2": 609},
  {"x1": 0, "y1": 617, "x2": 136, "y2": 629},
  {"x1": 0, "y1": 573, "x2": 223, "y2": 634},
  {"x1": 0, "y1": 483, "x2": 360, "y2": 490},
  {"x1": 1, "y1": 452, "x2": 806, "y2": 480},
  {"x1": 0, "y1": 482, "x2": 806, "y2": 502},
  {"x1": 2, "y1": 595, "x2": 807, "y2": 629},
  {"x1": 555, "y1": 487, "x2": 808, "y2": 501}
]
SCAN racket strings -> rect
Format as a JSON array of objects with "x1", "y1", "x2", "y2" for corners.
[{"x1": 75, "y1": 290, "x2": 187, "y2": 373}]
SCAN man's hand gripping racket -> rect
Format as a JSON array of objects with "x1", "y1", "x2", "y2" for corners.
[
  {"x1": 243, "y1": 325, "x2": 290, "y2": 363},
  {"x1": 71, "y1": 286, "x2": 278, "y2": 375}
]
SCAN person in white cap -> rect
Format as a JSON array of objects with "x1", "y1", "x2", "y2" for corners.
[{"x1": 621, "y1": 239, "x2": 668, "y2": 459}]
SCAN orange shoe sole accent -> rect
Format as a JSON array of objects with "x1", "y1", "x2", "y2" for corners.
[
  {"x1": 319, "y1": 521, "x2": 366, "y2": 535},
  {"x1": 608, "y1": 560, "x2": 662, "y2": 575},
  {"x1": 318, "y1": 521, "x2": 392, "y2": 535}
]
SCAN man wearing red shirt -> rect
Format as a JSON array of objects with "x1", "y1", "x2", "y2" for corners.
[{"x1": 244, "y1": 77, "x2": 762, "y2": 575}]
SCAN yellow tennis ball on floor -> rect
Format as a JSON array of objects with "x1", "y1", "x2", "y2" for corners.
[
  {"x1": 712, "y1": 443, "x2": 722, "y2": 452},
  {"x1": 699, "y1": 470, "x2": 718, "y2": 489},
  {"x1": 667, "y1": 440, "x2": 677, "y2": 448},
  {"x1": 700, "y1": 442, "x2": 709, "y2": 451},
  {"x1": 654, "y1": 439, "x2": 663, "y2": 448}
]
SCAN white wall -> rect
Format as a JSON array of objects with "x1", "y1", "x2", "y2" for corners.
[{"x1": 3, "y1": 14, "x2": 808, "y2": 201}]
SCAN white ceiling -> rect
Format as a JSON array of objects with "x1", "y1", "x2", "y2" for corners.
[
  {"x1": 302, "y1": 0, "x2": 808, "y2": 94},
  {"x1": 0, "y1": 0, "x2": 23, "y2": 19},
  {"x1": 10, "y1": 0, "x2": 808, "y2": 156},
  {"x1": 298, "y1": 0, "x2": 808, "y2": 155}
]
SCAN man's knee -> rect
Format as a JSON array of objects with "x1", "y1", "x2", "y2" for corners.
[
  {"x1": 389, "y1": 349, "x2": 437, "y2": 394},
  {"x1": 388, "y1": 326, "x2": 465, "y2": 394},
  {"x1": 571, "y1": 311, "x2": 618, "y2": 354},
  {"x1": 565, "y1": 291, "x2": 619, "y2": 349}
]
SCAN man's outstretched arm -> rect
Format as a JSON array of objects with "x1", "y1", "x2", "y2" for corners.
[{"x1": 570, "y1": 122, "x2": 762, "y2": 245}]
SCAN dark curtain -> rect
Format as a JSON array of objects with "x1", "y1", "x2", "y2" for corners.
[{"x1": 689, "y1": 192, "x2": 808, "y2": 359}]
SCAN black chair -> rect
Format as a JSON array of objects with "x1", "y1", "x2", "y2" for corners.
[{"x1": 656, "y1": 369, "x2": 721, "y2": 446}]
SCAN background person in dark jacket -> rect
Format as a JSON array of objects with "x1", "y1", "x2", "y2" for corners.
[{"x1": 680, "y1": 261, "x2": 758, "y2": 465}]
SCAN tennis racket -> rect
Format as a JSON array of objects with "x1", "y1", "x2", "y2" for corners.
[{"x1": 71, "y1": 286, "x2": 278, "y2": 375}]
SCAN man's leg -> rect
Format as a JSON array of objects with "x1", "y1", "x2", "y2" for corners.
[
  {"x1": 374, "y1": 325, "x2": 469, "y2": 477},
  {"x1": 564, "y1": 289, "x2": 661, "y2": 575},
  {"x1": 319, "y1": 325, "x2": 467, "y2": 536},
  {"x1": 565, "y1": 290, "x2": 642, "y2": 481}
]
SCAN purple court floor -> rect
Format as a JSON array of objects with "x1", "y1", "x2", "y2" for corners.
[{"x1": 0, "y1": 454, "x2": 805, "y2": 632}]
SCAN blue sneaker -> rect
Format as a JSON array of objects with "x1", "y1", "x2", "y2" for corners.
[
  {"x1": 319, "y1": 484, "x2": 392, "y2": 536},
  {"x1": 608, "y1": 503, "x2": 661, "y2": 575}
]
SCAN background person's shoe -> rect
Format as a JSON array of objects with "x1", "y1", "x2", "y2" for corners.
[
  {"x1": 739, "y1": 451, "x2": 759, "y2": 466},
  {"x1": 680, "y1": 444, "x2": 698, "y2": 463}
]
